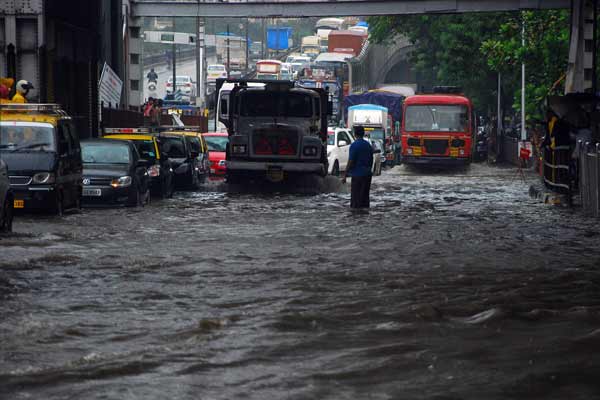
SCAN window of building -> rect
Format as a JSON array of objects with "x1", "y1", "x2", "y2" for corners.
[
  {"x1": 130, "y1": 79, "x2": 140, "y2": 91},
  {"x1": 131, "y1": 53, "x2": 140, "y2": 65},
  {"x1": 130, "y1": 26, "x2": 141, "y2": 39}
]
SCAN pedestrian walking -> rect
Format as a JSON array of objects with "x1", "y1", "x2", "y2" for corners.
[{"x1": 342, "y1": 126, "x2": 373, "y2": 209}]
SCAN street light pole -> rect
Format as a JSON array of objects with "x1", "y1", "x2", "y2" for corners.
[
  {"x1": 172, "y1": 17, "x2": 177, "y2": 101},
  {"x1": 226, "y1": 23, "x2": 230, "y2": 78},
  {"x1": 521, "y1": 15, "x2": 526, "y2": 141}
]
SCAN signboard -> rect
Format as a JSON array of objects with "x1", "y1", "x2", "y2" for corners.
[
  {"x1": 144, "y1": 31, "x2": 195, "y2": 45},
  {"x1": 98, "y1": 62, "x2": 122, "y2": 108}
]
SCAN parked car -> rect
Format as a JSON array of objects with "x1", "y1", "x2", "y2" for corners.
[
  {"x1": 327, "y1": 127, "x2": 354, "y2": 176},
  {"x1": 0, "y1": 159, "x2": 14, "y2": 232},
  {"x1": 156, "y1": 130, "x2": 208, "y2": 189},
  {"x1": 103, "y1": 131, "x2": 174, "y2": 198},
  {"x1": 0, "y1": 103, "x2": 82, "y2": 215},
  {"x1": 80, "y1": 139, "x2": 150, "y2": 207},
  {"x1": 202, "y1": 132, "x2": 228, "y2": 178},
  {"x1": 166, "y1": 75, "x2": 196, "y2": 99}
]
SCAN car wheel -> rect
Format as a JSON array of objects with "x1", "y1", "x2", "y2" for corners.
[
  {"x1": 331, "y1": 161, "x2": 340, "y2": 177},
  {"x1": 128, "y1": 186, "x2": 140, "y2": 207},
  {"x1": 0, "y1": 197, "x2": 13, "y2": 233}
]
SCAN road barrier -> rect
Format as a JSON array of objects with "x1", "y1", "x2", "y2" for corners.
[{"x1": 578, "y1": 141, "x2": 600, "y2": 217}]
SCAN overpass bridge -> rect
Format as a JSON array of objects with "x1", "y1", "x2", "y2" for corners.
[{"x1": 131, "y1": 0, "x2": 570, "y2": 18}]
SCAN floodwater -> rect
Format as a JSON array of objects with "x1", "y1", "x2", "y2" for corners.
[{"x1": 2, "y1": 164, "x2": 600, "y2": 400}]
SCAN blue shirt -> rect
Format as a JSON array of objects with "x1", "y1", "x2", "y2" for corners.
[{"x1": 348, "y1": 138, "x2": 373, "y2": 177}]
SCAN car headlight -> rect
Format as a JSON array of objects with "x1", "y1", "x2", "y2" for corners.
[
  {"x1": 111, "y1": 176, "x2": 132, "y2": 188},
  {"x1": 147, "y1": 165, "x2": 161, "y2": 177},
  {"x1": 32, "y1": 172, "x2": 55, "y2": 184}
]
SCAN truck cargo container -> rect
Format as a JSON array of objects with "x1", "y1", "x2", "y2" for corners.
[{"x1": 328, "y1": 30, "x2": 367, "y2": 57}]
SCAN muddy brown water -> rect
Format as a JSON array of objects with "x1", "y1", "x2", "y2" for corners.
[{"x1": 1, "y1": 164, "x2": 600, "y2": 400}]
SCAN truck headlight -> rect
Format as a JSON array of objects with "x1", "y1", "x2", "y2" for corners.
[
  {"x1": 111, "y1": 176, "x2": 132, "y2": 188},
  {"x1": 303, "y1": 146, "x2": 318, "y2": 156},
  {"x1": 218, "y1": 160, "x2": 226, "y2": 166},
  {"x1": 32, "y1": 172, "x2": 55, "y2": 184},
  {"x1": 232, "y1": 145, "x2": 247, "y2": 154}
]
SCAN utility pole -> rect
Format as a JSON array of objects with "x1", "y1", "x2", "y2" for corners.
[
  {"x1": 497, "y1": 72, "x2": 502, "y2": 156},
  {"x1": 226, "y1": 23, "x2": 230, "y2": 78},
  {"x1": 521, "y1": 15, "x2": 526, "y2": 141},
  {"x1": 172, "y1": 17, "x2": 177, "y2": 100},
  {"x1": 196, "y1": 17, "x2": 205, "y2": 107},
  {"x1": 245, "y1": 18, "x2": 249, "y2": 74}
]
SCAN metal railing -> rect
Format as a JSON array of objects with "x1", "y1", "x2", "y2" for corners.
[{"x1": 578, "y1": 141, "x2": 600, "y2": 217}]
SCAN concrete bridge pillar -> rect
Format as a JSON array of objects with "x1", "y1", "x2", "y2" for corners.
[{"x1": 566, "y1": 0, "x2": 597, "y2": 93}]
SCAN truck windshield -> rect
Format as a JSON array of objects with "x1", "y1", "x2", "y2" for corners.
[
  {"x1": 241, "y1": 92, "x2": 313, "y2": 118},
  {"x1": 405, "y1": 105, "x2": 468, "y2": 132},
  {"x1": 365, "y1": 128, "x2": 385, "y2": 141},
  {"x1": 82, "y1": 143, "x2": 130, "y2": 164},
  {"x1": 0, "y1": 125, "x2": 56, "y2": 152}
]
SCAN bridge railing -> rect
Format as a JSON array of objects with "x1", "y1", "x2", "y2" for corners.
[{"x1": 578, "y1": 141, "x2": 600, "y2": 217}]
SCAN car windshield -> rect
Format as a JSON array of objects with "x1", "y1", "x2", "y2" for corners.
[
  {"x1": 82, "y1": 143, "x2": 130, "y2": 164},
  {"x1": 0, "y1": 125, "x2": 56, "y2": 152},
  {"x1": 405, "y1": 105, "x2": 468, "y2": 132},
  {"x1": 161, "y1": 137, "x2": 186, "y2": 158},
  {"x1": 131, "y1": 140, "x2": 157, "y2": 160},
  {"x1": 204, "y1": 136, "x2": 229, "y2": 152},
  {"x1": 241, "y1": 92, "x2": 313, "y2": 118}
]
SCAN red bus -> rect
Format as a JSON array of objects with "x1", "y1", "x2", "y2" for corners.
[{"x1": 401, "y1": 88, "x2": 474, "y2": 165}]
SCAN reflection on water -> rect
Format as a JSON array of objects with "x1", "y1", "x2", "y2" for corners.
[{"x1": 1, "y1": 164, "x2": 600, "y2": 399}]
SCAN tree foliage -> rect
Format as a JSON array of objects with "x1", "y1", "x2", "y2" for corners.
[{"x1": 368, "y1": 11, "x2": 570, "y2": 122}]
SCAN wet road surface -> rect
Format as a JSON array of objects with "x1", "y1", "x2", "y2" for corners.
[{"x1": 2, "y1": 164, "x2": 600, "y2": 400}]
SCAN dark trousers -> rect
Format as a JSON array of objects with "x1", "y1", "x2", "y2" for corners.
[{"x1": 351, "y1": 175, "x2": 372, "y2": 209}]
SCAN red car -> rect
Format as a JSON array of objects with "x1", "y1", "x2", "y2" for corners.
[{"x1": 202, "y1": 132, "x2": 229, "y2": 178}]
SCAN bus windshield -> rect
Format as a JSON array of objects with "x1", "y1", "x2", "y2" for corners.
[{"x1": 405, "y1": 105, "x2": 468, "y2": 132}]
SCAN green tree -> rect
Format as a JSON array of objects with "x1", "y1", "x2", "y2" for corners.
[{"x1": 481, "y1": 10, "x2": 569, "y2": 122}]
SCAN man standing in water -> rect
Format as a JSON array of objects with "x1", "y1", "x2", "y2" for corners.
[{"x1": 342, "y1": 126, "x2": 373, "y2": 209}]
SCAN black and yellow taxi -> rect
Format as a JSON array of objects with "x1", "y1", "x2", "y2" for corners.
[
  {"x1": 103, "y1": 128, "x2": 175, "y2": 198},
  {"x1": 156, "y1": 129, "x2": 209, "y2": 189},
  {"x1": 0, "y1": 103, "x2": 82, "y2": 215}
]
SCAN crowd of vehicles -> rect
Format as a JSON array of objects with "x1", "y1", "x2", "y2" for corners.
[{"x1": 0, "y1": 103, "x2": 229, "y2": 225}]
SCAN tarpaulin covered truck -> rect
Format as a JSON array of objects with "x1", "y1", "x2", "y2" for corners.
[{"x1": 344, "y1": 91, "x2": 405, "y2": 165}]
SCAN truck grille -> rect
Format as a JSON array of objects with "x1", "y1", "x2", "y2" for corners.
[
  {"x1": 9, "y1": 176, "x2": 32, "y2": 185},
  {"x1": 252, "y1": 126, "x2": 299, "y2": 156},
  {"x1": 424, "y1": 139, "x2": 449, "y2": 155}
]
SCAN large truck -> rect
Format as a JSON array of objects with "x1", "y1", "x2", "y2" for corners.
[
  {"x1": 344, "y1": 91, "x2": 405, "y2": 165},
  {"x1": 328, "y1": 30, "x2": 367, "y2": 57},
  {"x1": 267, "y1": 27, "x2": 292, "y2": 57},
  {"x1": 315, "y1": 18, "x2": 345, "y2": 52},
  {"x1": 347, "y1": 104, "x2": 394, "y2": 167},
  {"x1": 301, "y1": 36, "x2": 320, "y2": 59},
  {"x1": 216, "y1": 79, "x2": 330, "y2": 183},
  {"x1": 401, "y1": 87, "x2": 474, "y2": 166}
]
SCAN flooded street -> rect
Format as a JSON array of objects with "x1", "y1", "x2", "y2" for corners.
[{"x1": 2, "y1": 164, "x2": 600, "y2": 400}]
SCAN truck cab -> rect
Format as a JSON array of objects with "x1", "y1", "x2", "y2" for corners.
[{"x1": 217, "y1": 79, "x2": 330, "y2": 183}]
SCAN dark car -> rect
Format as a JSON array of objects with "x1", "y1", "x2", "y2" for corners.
[
  {"x1": 103, "y1": 132, "x2": 174, "y2": 199},
  {"x1": 80, "y1": 139, "x2": 150, "y2": 207},
  {"x1": 0, "y1": 104, "x2": 83, "y2": 215},
  {"x1": 156, "y1": 132, "x2": 205, "y2": 189},
  {"x1": 0, "y1": 159, "x2": 14, "y2": 232}
]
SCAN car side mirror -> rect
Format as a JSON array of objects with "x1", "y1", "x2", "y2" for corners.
[{"x1": 338, "y1": 140, "x2": 348, "y2": 147}]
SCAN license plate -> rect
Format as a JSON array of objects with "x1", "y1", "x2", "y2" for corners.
[
  {"x1": 83, "y1": 188, "x2": 102, "y2": 197},
  {"x1": 266, "y1": 167, "x2": 284, "y2": 183},
  {"x1": 13, "y1": 199, "x2": 24, "y2": 208}
]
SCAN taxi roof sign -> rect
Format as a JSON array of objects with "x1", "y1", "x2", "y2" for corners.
[{"x1": 0, "y1": 103, "x2": 68, "y2": 115}]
